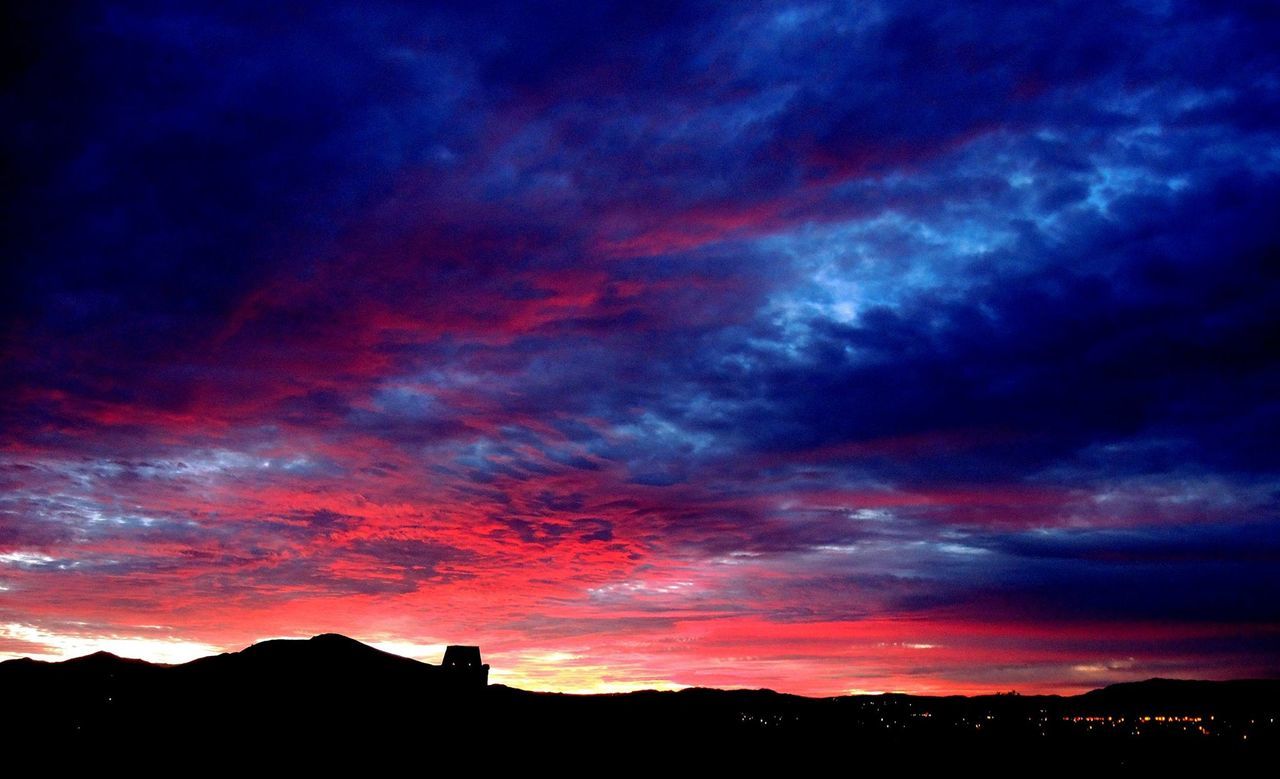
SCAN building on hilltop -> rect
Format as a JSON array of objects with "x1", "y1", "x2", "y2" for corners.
[{"x1": 441, "y1": 645, "x2": 489, "y2": 688}]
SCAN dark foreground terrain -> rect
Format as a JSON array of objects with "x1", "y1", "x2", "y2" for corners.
[{"x1": 3, "y1": 634, "x2": 1276, "y2": 769}]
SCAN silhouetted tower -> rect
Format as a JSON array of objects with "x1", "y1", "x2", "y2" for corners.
[{"x1": 441, "y1": 645, "x2": 489, "y2": 688}]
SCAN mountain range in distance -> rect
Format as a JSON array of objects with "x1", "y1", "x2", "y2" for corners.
[{"x1": 3, "y1": 633, "x2": 1277, "y2": 767}]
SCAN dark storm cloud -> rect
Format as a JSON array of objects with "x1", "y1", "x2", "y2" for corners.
[
  {"x1": 721, "y1": 173, "x2": 1280, "y2": 478},
  {"x1": 967, "y1": 521, "x2": 1280, "y2": 623}
]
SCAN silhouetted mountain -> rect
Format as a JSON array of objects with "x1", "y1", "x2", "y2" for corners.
[
  {"x1": 0, "y1": 632, "x2": 487, "y2": 755},
  {"x1": 1076, "y1": 677, "x2": 1280, "y2": 711},
  {"x1": 3, "y1": 635, "x2": 1277, "y2": 768},
  {"x1": 179, "y1": 632, "x2": 433, "y2": 677}
]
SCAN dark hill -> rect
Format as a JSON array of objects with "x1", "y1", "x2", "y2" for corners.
[
  {"x1": 3, "y1": 634, "x2": 1277, "y2": 768},
  {"x1": 178, "y1": 632, "x2": 434, "y2": 677},
  {"x1": 0, "y1": 633, "x2": 479, "y2": 749},
  {"x1": 1076, "y1": 677, "x2": 1280, "y2": 713}
]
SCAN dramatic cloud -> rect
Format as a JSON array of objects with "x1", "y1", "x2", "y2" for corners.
[{"x1": 2, "y1": 0, "x2": 1277, "y2": 694}]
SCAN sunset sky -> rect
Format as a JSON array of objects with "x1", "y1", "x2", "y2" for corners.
[{"x1": 3, "y1": 1, "x2": 1278, "y2": 695}]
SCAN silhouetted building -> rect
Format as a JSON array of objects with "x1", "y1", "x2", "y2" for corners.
[{"x1": 441, "y1": 645, "x2": 489, "y2": 688}]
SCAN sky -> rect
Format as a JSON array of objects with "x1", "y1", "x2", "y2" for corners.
[{"x1": 2, "y1": 0, "x2": 1278, "y2": 695}]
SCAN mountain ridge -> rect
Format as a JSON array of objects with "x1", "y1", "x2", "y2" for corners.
[
  {"x1": 3, "y1": 632, "x2": 1277, "y2": 702},
  {"x1": 3, "y1": 633, "x2": 1277, "y2": 768}
]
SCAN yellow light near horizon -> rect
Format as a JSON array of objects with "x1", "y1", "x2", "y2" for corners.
[
  {"x1": 366, "y1": 639, "x2": 449, "y2": 662},
  {"x1": 1, "y1": 622, "x2": 221, "y2": 665},
  {"x1": 488, "y1": 650, "x2": 689, "y2": 695}
]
